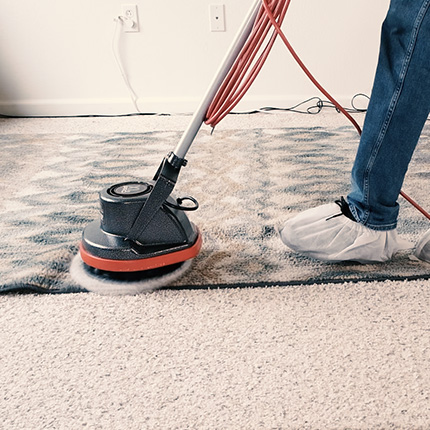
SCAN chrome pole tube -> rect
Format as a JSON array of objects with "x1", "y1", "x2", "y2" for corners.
[{"x1": 172, "y1": 0, "x2": 262, "y2": 160}]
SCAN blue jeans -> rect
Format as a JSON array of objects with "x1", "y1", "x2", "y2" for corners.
[{"x1": 348, "y1": 0, "x2": 430, "y2": 230}]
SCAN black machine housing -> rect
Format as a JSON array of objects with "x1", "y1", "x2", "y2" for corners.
[{"x1": 80, "y1": 153, "x2": 200, "y2": 268}]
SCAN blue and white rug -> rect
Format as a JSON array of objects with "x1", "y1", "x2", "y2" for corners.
[{"x1": 1, "y1": 125, "x2": 429, "y2": 293}]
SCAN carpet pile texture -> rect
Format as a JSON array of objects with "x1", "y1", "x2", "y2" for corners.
[
  {"x1": 1, "y1": 115, "x2": 429, "y2": 429},
  {"x1": 1, "y1": 121, "x2": 429, "y2": 293}
]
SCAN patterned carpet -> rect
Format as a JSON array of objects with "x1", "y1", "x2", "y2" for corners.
[{"x1": 1, "y1": 124, "x2": 429, "y2": 293}]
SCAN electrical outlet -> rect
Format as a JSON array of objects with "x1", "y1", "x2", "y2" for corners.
[
  {"x1": 210, "y1": 4, "x2": 225, "y2": 32},
  {"x1": 121, "y1": 4, "x2": 139, "y2": 32}
]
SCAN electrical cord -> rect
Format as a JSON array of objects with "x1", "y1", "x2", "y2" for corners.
[
  {"x1": 0, "y1": 17, "x2": 146, "y2": 119},
  {"x1": 0, "y1": 112, "x2": 168, "y2": 119},
  {"x1": 205, "y1": 0, "x2": 361, "y2": 135},
  {"x1": 112, "y1": 16, "x2": 141, "y2": 113},
  {"x1": 205, "y1": 0, "x2": 290, "y2": 127},
  {"x1": 260, "y1": 0, "x2": 363, "y2": 134},
  {"x1": 350, "y1": 93, "x2": 370, "y2": 112},
  {"x1": 230, "y1": 94, "x2": 370, "y2": 116},
  {"x1": 0, "y1": 94, "x2": 367, "y2": 119},
  {"x1": 205, "y1": 0, "x2": 430, "y2": 221},
  {"x1": 1, "y1": 1, "x2": 428, "y2": 220}
]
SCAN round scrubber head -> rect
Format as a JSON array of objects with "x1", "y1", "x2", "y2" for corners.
[{"x1": 70, "y1": 254, "x2": 192, "y2": 295}]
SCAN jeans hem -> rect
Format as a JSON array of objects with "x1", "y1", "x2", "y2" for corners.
[{"x1": 349, "y1": 205, "x2": 397, "y2": 231}]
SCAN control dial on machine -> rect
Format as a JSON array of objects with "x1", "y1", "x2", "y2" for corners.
[{"x1": 109, "y1": 182, "x2": 152, "y2": 197}]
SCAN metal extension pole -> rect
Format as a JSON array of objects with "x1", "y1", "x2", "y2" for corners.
[{"x1": 172, "y1": 0, "x2": 262, "y2": 160}]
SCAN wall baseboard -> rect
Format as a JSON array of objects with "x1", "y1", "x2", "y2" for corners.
[{"x1": 0, "y1": 94, "x2": 365, "y2": 117}]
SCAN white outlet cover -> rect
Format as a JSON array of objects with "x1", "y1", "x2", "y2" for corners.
[
  {"x1": 210, "y1": 4, "x2": 225, "y2": 32},
  {"x1": 121, "y1": 4, "x2": 139, "y2": 32}
]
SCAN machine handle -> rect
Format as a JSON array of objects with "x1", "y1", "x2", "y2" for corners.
[{"x1": 172, "y1": 0, "x2": 262, "y2": 160}]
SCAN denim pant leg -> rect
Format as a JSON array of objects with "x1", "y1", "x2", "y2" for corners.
[{"x1": 348, "y1": 0, "x2": 430, "y2": 231}]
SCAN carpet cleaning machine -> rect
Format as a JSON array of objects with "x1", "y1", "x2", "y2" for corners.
[{"x1": 70, "y1": 0, "x2": 430, "y2": 294}]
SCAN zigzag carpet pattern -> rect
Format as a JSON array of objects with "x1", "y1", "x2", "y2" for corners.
[{"x1": 1, "y1": 125, "x2": 429, "y2": 293}]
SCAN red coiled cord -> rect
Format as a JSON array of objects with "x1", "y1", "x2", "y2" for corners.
[
  {"x1": 205, "y1": 0, "x2": 430, "y2": 220},
  {"x1": 205, "y1": 0, "x2": 289, "y2": 127}
]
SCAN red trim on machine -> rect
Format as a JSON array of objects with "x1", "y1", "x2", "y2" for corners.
[{"x1": 80, "y1": 231, "x2": 203, "y2": 272}]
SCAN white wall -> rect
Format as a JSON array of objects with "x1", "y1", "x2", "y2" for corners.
[{"x1": 0, "y1": 0, "x2": 390, "y2": 116}]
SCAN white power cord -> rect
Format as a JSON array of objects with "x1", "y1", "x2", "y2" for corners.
[{"x1": 112, "y1": 16, "x2": 141, "y2": 113}]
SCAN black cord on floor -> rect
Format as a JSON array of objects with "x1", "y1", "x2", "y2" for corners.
[
  {"x1": 0, "y1": 94, "x2": 369, "y2": 119},
  {"x1": 0, "y1": 112, "x2": 172, "y2": 119},
  {"x1": 231, "y1": 94, "x2": 370, "y2": 116}
]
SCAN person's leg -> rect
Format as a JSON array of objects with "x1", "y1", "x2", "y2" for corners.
[
  {"x1": 349, "y1": 0, "x2": 430, "y2": 230},
  {"x1": 280, "y1": 0, "x2": 430, "y2": 262}
]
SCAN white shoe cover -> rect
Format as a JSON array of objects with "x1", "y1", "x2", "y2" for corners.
[
  {"x1": 280, "y1": 203, "x2": 412, "y2": 263},
  {"x1": 413, "y1": 228, "x2": 430, "y2": 263}
]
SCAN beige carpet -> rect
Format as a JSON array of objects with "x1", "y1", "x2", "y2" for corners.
[
  {"x1": 1, "y1": 280, "x2": 429, "y2": 429},
  {"x1": 1, "y1": 112, "x2": 430, "y2": 428}
]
